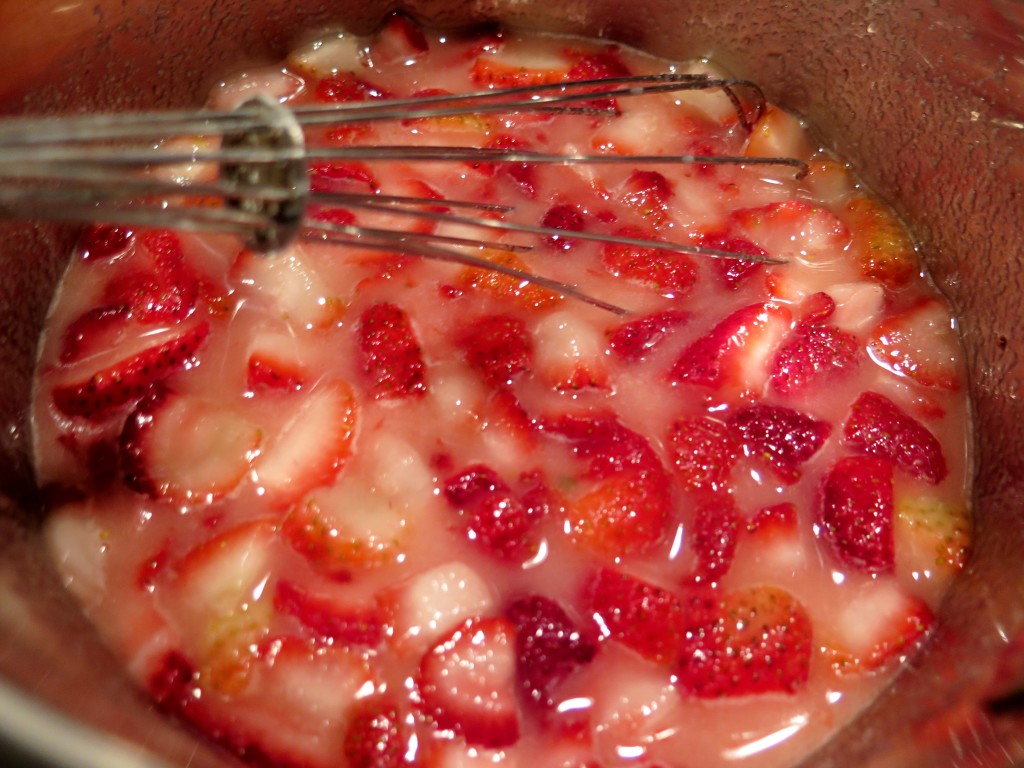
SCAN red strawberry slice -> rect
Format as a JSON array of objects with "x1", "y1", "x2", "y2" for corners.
[
  {"x1": 59, "y1": 305, "x2": 131, "y2": 363},
  {"x1": 273, "y1": 580, "x2": 385, "y2": 647},
  {"x1": 443, "y1": 464, "x2": 540, "y2": 561},
  {"x1": 357, "y1": 302, "x2": 428, "y2": 399},
  {"x1": 418, "y1": 616, "x2": 521, "y2": 749},
  {"x1": 309, "y1": 161, "x2": 379, "y2": 194},
  {"x1": 700, "y1": 231, "x2": 768, "y2": 290},
  {"x1": 607, "y1": 309, "x2": 688, "y2": 361},
  {"x1": 459, "y1": 314, "x2": 533, "y2": 388},
  {"x1": 315, "y1": 73, "x2": 392, "y2": 103},
  {"x1": 79, "y1": 224, "x2": 134, "y2": 261},
  {"x1": 821, "y1": 580, "x2": 934, "y2": 675},
  {"x1": 843, "y1": 391, "x2": 948, "y2": 484},
  {"x1": 818, "y1": 455, "x2": 895, "y2": 573},
  {"x1": 52, "y1": 321, "x2": 210, "y2": 421},
  {"x1": 542, "y1": 412, "x2": 665, "y2": 481},
  {"x1": 246, "y1": 331, "x2": 307, "y2": 392},
  {"x1": 567, "y1": 470, "x2": 671, "y2": 557},
  {"x1": 470, "y1": 56, "x2": 566, "y2": 89},
  {"x1": 601, "y1": 226, "x2": 697, "y2": 296},
  {"x1": 565, "y1": 50, "x2": 632, "y2": 112},
  {"x1": 343, "y1": 695, "x2": 411, "y2": 768},
  {"x1": 677, "y1": 585, "x2": 813, "y2": 697},
  {"x1": 369, "y1": 12, "x2": 429, "y2": 66},
  {"x1": 506, "y1": 594, "x2": 597, "y2": 708},
  {"x1": 770, "y1": 294, "x2": 861, "y2": 394},
  {"x1": 690, "y1": 495, "x2": 741, "y2": 581},
  {"x1": 482, "y1": 134, "x2": 537, "y2": 198},
  {"x1": 253, "y1": 378, "x2": 358, "y2": 508},
  {"x1": 844, "y1": 195, "x2": 918, "y2": 287},
  {"x1": 587, "y1": 568, "x2": 687, "y2": 665},
  {"x1": 728, "y1": 403, "x2": 831, "y2": 483},
  {"x1": 748, "y1": 502, "x2": 799, "y2": 536},
  {"x1": 104, "y1": 229, "x2": 198, "y2": 323},
  {"x1": 541, "y1": 204, "x2": 587, "y2": 252},
  {"x1": 667, "y1": 416, "x2": 738, "y2": 492},
  {"x1": 867, "y1": 298, "x2": 962, "y2": 390},
  {"x1": 731, "y1": 200, "x2": 851, "y2": 259},
  {"x1": 669, "y1": 301, "x2": 791, "y2": 393},
  {"x1": 615, "y1": 170, "x2": 673, "y2": 227},
  {"x1": 534, "y1": 310, "x2": 608, "y2": 392},
  {"x1": 120, "y1": 389, "x2": 261, "y2": 502},
  {"x1": 458, "y1": 250, "x2": 563, "y2": 311}
]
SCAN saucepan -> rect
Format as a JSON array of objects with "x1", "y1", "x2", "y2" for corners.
[{"x1": 0, "y1": 0, "x2": 1021, "y2": 766}]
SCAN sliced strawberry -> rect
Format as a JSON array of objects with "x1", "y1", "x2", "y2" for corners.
[
  {"x1": 104, "y1": 229, "x2": 198, "y2": 322},
  {"x1": 253, "y1": 378, "x2": 358, "y2": 508},
  {"x1": 728, "y1": 403, "x2": 831, "y2": 483},
  {"x1": 843, "y1": 391, "x2": 948, "y2": 484},
  {"x1": 894, "y1": 493, "x2": 970, "y2": 592},
  {"x1": 567, "y1": 470, "x2": 670, "y2": 557},
  {"x1": 769, "y1": 295, "x2": 861, "y2": 395},
  {"x1": 669, "y1": 301, "x2": 791, "y2": 394},
  {"x1": 387, "y1": 562, "x2": 496, "y2": 654},
  {"x1": 457, "y1": 250, "x2": 563, "y2": 311},
  {"x1": 470, "y1": 56, "x2": 566, "y2": 89},
  {"x1": 677, "y1": 585, "x2": 813, "y2": 697},
  {"x1": 744, "y1": 104, "x2": 813, "y2": 163},
  {"x1": 315, "y1": 73, "x2": 392, "y2": 103},
  {"x1": 615, "y1": 170, "x2": 673, "y2": 228},
  {"x1": 459, "y1": 314, "x2": 533, "y2": 388},
  {"x1": 443, "y1": 464, "x2": 540, "y2": 561},
  {"x1": 700, "y1": 232, "x2": 768, "y2": 290},
  {"x1": 343, "y1": 695, "x2": 411, "y2": 768},
  {"x1": 308, "y1": 161, "x2": 379, "y2": 194},
  {"x1": 821, "y1": 579, "x2": 934, "y2": 675},
  {"x1": 506, "y1": 594, "x2": 597, "y2": 709},
  {"x1": 481, "y1": 134, "x2": 537, "y2": 198},
  {"x1": 748, "y1": 501, "x2": 799, "y2": 536},
  {"x1": 120, "y1": 389, "x2": 260, "y2": 502},
  {"x1": 273, "y1": 580, "x2": 385, "y2": 647},
  {"x1": 541, "y1": 204, "x2": 587, "y2": 252},
  {"x1": 533, "y1": 310, "x2": 608, "y2": 391},
  {"x1": 59, "y1": 305, "x2": 131, "y2": 363},
  {"x1": 418, "y1": 616, "x2": 521, "y2": 749},
  {"x1": 667, "y1": 416, "x2": 738, "y2": 492},
  {"x1": 587, "y1": 568, "x2": 687, "y2": 665},
  {"x1": 246, "y1": 331, "x2": 307, "y2": 392},
  {"x1": 52, "y1": 321, "x2": 210, "y2": 421},
  {"x1": 565, "y1": 50, "x2": 632, "y2": 112},
  {"x1": 357, "y1": 302, "x2": 428, "y2": 399},
  {"x1": 818, "y1": 455, "x2": 895, "y2": 573},
  {"x1": 844, "y1": 195, "x2": 918, "y2": 287},
  {"x1": 369, "y1": 12, "x2": 429, "y2": 66},
  {"x1": 78, "y1": 224, "x2": 134, "y2": 261},
  {"x1": 731, "y1": 200, "x2": 850, "y2": 259},
  {"x1": 607, "y1": 309, "x2": 688, "y2": 361},
  {"x1": 867, "y1": 298, "x2": 962, "y2": 390},
  {"x1": 601, "y1": 226, "x2": 697, "y2": 296},
  {"x1": 690, "y1": 495, "x2": 740, "y2": 581},
  {"x1": 232, "y1": 248, "x2": 346, "y2": 330}
]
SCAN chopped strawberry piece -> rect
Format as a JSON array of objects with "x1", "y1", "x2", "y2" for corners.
[
  {"x1": 700, "y1": 232, "x2": 768, "y2": 290},
  {"x1": 843, "y1": 391, "x2": 947, "y2": 484},
  {"x1": 506, "y1": 594, "x2": 597, "y2": 708},
  {"x1": 867, "y1": 298, "x2": 961, "y2": 390},
  {"x1": 253, "y1": 379, "x2": 358, "y2": 508},
  {"x1": 343, "y1": 695, "x2": 410, "y2": 768},
  {"x1": 357, "y1": 302, "x2": 428, "y2": 399},
  {"x1": 458, "y1": 250, "x2": 562, "y2": 310},
  {"x1": 542, "y1": 412, "x2": 665, "y2": 481},
  {"x1": 482, "y1": 134, "x2": 537, "y2": 198},
  {"x1": 731, "y1": 200, "x2": 851, "y2": 258},
  {"x1": 690, "y1": 495, "x2": 741, "y2": 581},
  {"x1": 669, "y1": 301, "x2": 791, "y2": 393},
  {"x1": 246, "y1": 332, "x2": 308, "y2": 392},
  {"x1": 148, "y1": 651, "x2": 200, "y2": 717},
  {"x1": 52, "y1": 321, "x2": 210, "y2": 421},
  {"x1": 728, "y1": 404, "x2": 831, "y2": 483},
  {"x1": 470, "y1": 57, "x2": 565, "y2": 89},
  {"x1": 418, "y1": 616, "x2": 521, "y2": 749},
  {"x1": 602, "y1": 227, "x2": 697, "y2": 295},
  {"x1": 370, "y1": 13, "x2": 429, "y2": 66},
  {"x1": 677, "y1": 585, "x2": 813, "y2": 697},
  {"x1": 845, "y1": 195, "x2": 918, "y2": 287},
  {"x1": 533, "y1": 310, "x2": 609, "y2": 392},
  {"x1": 120, "y1": 389, "x2": 260, "y2": 502},
  {"x1": 565, "y1": 51, "x2": 632, "y2": 112},
  {"x1": 59, "y1": 305, "x2": 130, "y2": 363},
  {"x1": 819, "y1": 455, "x2": 895, "y2": 573},
  {"x1": 274, "y1": 580, "x2": 385, "y2": 647},
  {"x1": 769, "y1": 303, "x2": 861, "y2": 395},
  {"x1": 894, "y1": 494, "x2": 970, "y2": 595},
  {"x1": 103, "y1": 230, "x2": 198, "y2": 323},
  {"x1": 587, "y1": 568, "x2": 687, "y2": 665},
  {"x1": 541, "y1": 204, "x2": 586, "y2": 251},
  {"x1": 748, "y1": 502, "x2": 799, "y2": 535},
  {"x1": 79, "y1": 224, "x2": 133, "y2": 261},
  {"x1": 459, "y1": 314, "x2": 533, "y2": 388},
  {"x1": 567, "y1": 470, "x2": 671, "y2": 557},
  {"x1": 607, "y1": 309, "x2": 688, "y2": 361},
  {"x1": 443, "y1": 464, "x2": 539, "y2": 561},
  {"x1": 616, "y1": 170, "x2": 673, "y2": 227},
  {"x1": 315, "y1": 73, "x2": 392, "y2": 102},
  {"x1": 309, "y1": 161, "x2": 379, "y2": 194},
  {"x1": 667, "y1": 416, "x2": 738, "y2": 492}
]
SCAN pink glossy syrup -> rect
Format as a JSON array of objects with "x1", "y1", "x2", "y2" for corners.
[{"x1": 32, "y1": 16, "x2": 971, "y2": 768}]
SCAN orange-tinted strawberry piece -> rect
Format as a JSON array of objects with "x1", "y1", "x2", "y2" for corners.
[
  {"x1": 844, "y1": 195, "x2": 918, "y2": 287},
  {"x1": 567, "y1": 470, "x2": 671, "y2": 557},
  {"x1": 602, "y1": 227, "x2": 697, "y2": 296}
]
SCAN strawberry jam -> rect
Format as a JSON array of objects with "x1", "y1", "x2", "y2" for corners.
[{"x1": 32, "y1": 15, "x2": 972, "y2": 768}]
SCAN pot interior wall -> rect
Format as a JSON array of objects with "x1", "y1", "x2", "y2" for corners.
[{"x1": 0, "y1": 1, "x2": 1021, "y2": 766}]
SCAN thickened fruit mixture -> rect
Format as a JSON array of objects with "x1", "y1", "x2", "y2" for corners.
[{"x1": 32, "y1": 15, "x2": 972, "y2": 768}]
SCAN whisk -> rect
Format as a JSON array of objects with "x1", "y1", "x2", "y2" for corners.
[{"x1": 0, "y1": 74, "x2": 806, "y2": 313}]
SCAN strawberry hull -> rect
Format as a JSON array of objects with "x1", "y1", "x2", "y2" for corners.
[{"x1": 30, "y1": 16, "x2": 973, "y2": 768}]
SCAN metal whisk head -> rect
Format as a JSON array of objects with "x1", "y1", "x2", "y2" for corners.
[{"x1": 0, "y1": 74, "x2": 805, "y2": 313}]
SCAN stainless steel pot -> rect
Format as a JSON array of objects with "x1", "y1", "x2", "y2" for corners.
[{"x1": 0, "y1": 1, "x2": 1021, "y2": 766}]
